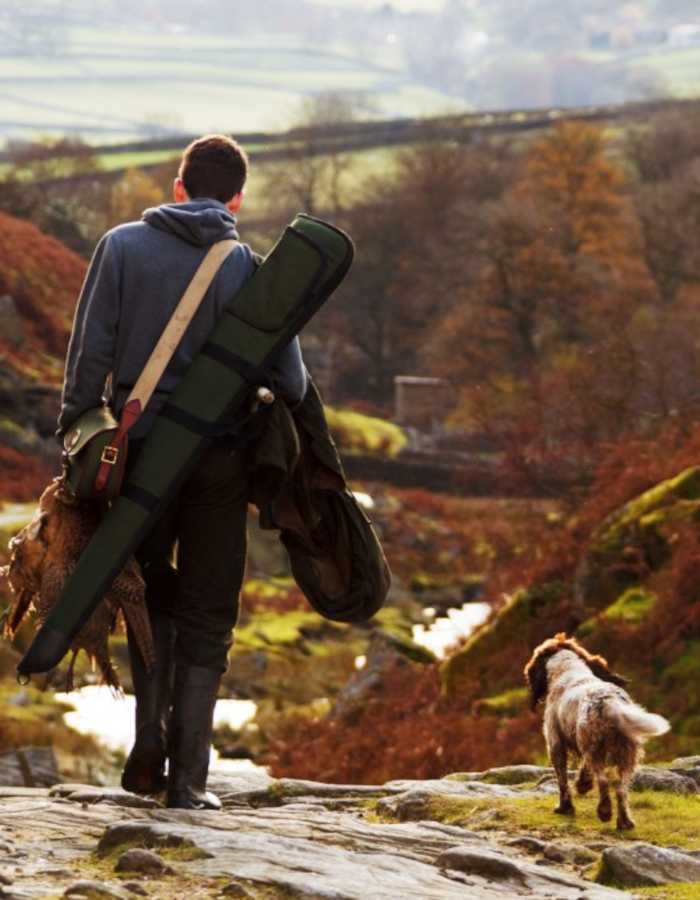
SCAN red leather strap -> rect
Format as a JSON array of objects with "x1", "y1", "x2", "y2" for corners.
[{"x1": 94, "y1": 399, "x2": 142, "y2": 493}]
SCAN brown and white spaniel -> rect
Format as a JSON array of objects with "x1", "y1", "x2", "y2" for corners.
[{"x1": 524, "y1": 633, "x2": 670, "y2": 830}]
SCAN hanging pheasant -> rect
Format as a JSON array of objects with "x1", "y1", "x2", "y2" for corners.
[{"x1": 0, "y1": 478, "x2": 154, "y2": 691}]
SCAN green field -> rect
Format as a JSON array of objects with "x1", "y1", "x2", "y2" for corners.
[
  {"x1": 643, "y1": 44, "x2": 700, "y2": 96},
  {"x1": 2, "y1": 15, "x2": 698, "y2": 150},
  {"x1": 0, "y1": 25, "x2": 468, "y2": 145},
  {"x1": 577, "y1": 43, "x2": 700, "y2": 98}
]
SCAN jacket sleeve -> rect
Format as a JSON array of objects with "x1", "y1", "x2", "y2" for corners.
[
  {"x1": 272, "y1": 337, "x2": 308, "y2": 408},
  {"x1": 57, "y1": 232, "x2": 122, "y2": 438}
]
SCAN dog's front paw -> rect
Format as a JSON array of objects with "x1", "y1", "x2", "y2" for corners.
[
  {"x1": 597, "y1": 797, "x2": 613, "y2": 822},
  {"x1": 554, "y1": 800, "x2": 575, "y2": 816},
  {"x1": 576, "y1": 767, "x2": 594, "y2": 795}
]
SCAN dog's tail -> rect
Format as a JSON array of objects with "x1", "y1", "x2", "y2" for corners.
[{"x1": 613, "y1": 701, "x2": 671, "y2": 739}]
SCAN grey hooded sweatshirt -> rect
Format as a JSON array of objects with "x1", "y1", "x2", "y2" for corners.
[{"x1": 59, "y1": 199, "x2": 308, "y2": 441}]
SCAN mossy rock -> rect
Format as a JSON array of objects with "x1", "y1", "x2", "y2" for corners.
[
  {"x1": 472, "y1": 686, "x2": 529, "y2": 718},
  {"x1": 592, "y1": 466, "x2": 700, "y2": 552},
  {"x1": 576, "y1": 588, "x2": 657, "y2": 639},
  {"x1": 573, "y1": 467, "x2": 700, "y2": 615},
  {"x1": 601, "y1": 587, "x2": 657, "y2": 625},
  {"x1": 324, "y1": 407, "x2": 407, "y2": 457},
  {"x1": 439, "y1": 582, "x2": 564, "y2": 699}
]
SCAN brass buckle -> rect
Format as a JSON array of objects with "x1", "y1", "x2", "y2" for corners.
[{"x1": 101, "y1": 445, "x2": 119, "y2": 466}]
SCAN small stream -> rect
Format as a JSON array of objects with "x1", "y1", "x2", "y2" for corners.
[
  {"x1": 4, "y1": 500, "x2": 491, "y2": 764},
  {"x1": 412, "y1": 601, "x2": 491, "y2": 658},
  {"x1": 57, "y1": 601, "x2": 491, "y2": 755},
  {"x1": 55, "y1": 687, "x2": 260, "y2": 773}
]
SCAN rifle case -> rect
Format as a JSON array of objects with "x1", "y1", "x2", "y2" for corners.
[{"x1": 18, "y1": 214, "x2": 354, "y2": 679}]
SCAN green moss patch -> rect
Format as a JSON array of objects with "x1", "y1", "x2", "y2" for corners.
[
  {"x1": 602, "y1": 588, "x2": 657, "y2": 624},
  {"x1": 324, "y1": 406, "x2": 408, "y2": 457},
  {"x1": 440, "y1": 582, "x2": 564, "y2": 699},
  {"x1": 637, "y1": 887, "x2": 700, "y2": 899},
  {"x1": 234, "y1": 609, "x2": 343, "y2": 649},
  {"x1": 97, "y1": 826, "x2": 210, "y2": 861},
  {"x1": 377, "y1": 784, "x2": 700, "y2": 854},
  {"x1": 591, "y1": 467, "x2": 700, "y2": 554},
  {"x1": 473, "y1": 687, "x2": 530, "y2": 718}
]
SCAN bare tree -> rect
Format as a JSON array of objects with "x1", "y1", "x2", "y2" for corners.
[
  {"x1": 625, "y1": 103, "x2": 700, "y2": 303},
  {"x1": 306, "y1": 134, "x2": 516, "y2": 405},
  {"x1": 257, "y1": 92, "x2": 362, "y2": 220}
]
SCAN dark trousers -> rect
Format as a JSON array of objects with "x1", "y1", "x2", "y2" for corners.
[{"x1": 129, "y1": 441, "x2": 250, "y2": 672}]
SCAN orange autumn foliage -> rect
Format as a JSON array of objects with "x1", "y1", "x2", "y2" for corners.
[
  {"x1": 0, "y1": 445, "x2": 55, "y2": 504},
  {"x1": 0, "y1": 211, "x2": 86, "y2": 383},
  {"x1": 267, "y1": 661, "x2": 542, "y2": 783}
]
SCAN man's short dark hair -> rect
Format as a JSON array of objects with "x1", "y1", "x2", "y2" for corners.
[{"x1": 179, "y1": 134, "x2": 249, "y2": 203}]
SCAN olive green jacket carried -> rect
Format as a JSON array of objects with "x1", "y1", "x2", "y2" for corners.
[{"x1": 249, "y1": 379, "x2": 391, "y2": 624}]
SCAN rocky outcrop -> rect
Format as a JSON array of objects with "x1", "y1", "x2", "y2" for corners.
[
  {"x1": 600, "y1": 844, "x2": 700, "y2": 888},
  {"x1": 0, "y1": 295, "x2": 23, "y2": 348},
  {"x1": 0, "y1": 746, "x2": 59, "y2": 788},
  {"x1": 0, "y1": 767, "x2": 653, "y2": 900},
  {"x1": 3, "y1": 759, "x2": 700, "y2": 897}
]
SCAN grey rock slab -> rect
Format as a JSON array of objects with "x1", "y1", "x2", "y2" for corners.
[
  {"x1": 96, "y1": 812, "x2": 630, "y2": 900},
  {"x1": 670, "y1": 756, "x2": 700, "y2": 767},
  {"x1": 119, "y1": 885, "x2": 148, "y2": 897},
  {"x1": 113, "y1": 848, "x2": 173, "y2": 875},
  {"x1": 632, "y1": 767, "x2": 699, "y2": 794},
  {"x1": 541, "y1": 841, "x2": 599, "y2": 866},
  {"x1": 437, "y1": 845, "x2": 616, "y2": 897},
  {"x1": 376, "y1": 777, "x2": 556, "y2": 821},
  {"x1": 48, "y1": 785, "x2": 161, "y2": 809},
  {"x1": 99, "y1": 807, "x2": 481, "y2": 864},
  {"x1": 209, "y1": 771, "x2": 407, "y2": 808},
  {"x1": 219, "y1": 885, "x2": 255, "y2": 899},
  {"x1": 1, "y1": 887, "x2": 62, "y2": 900},
  {"x1": 506, "y1": 835, "x2": 547, "y2": 854},
  {"x1": 601, "y1": 842, "x2": 700, "y2": 887},
  {"x1": 0, "y1": 793, "x2": 164, "y2": 877},
  {"x1": 0, "y1": 787, "x2": 53, "y2": 800},
  {"x1": 449, "y1": 765, "x2": 556, "y2": 785},
  {"x1": 0, "y1": 782, "x2": 637, "y2": 900},
  {"x1": 63, "y1": 881, "x2": 132, "y2": 899}
]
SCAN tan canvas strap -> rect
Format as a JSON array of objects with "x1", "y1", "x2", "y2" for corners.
[
  {"x1": 127, "y1": 238, "x2": 238, "y2": 410},
  {"x1": 93, "y1": 238, "x2": 237, "y2": 493}
]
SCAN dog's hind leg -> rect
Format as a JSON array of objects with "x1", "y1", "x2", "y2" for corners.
[
  {"x1": 576, "y1": 762, "x2": 594, "y2": 795},
  {"x1": 615, "y1": 775, "x2": 635, "y2": 830},
  {"x1": 550, "y1": 740, "x2": 575, "y2": 815},
  {"x1": 594, "y1": 767, "x2": 613, "y2": 822},
  {"x1": 614, "y1": 743, "x2": 638, "y2": 830}
]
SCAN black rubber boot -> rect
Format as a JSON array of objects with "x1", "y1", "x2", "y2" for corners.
[
  {"x1": 166, "y1": 664, "x2": 222, "y2": 810},
  {"x1": 121, "y1": 611, "x2": 176, "y2": 795}
]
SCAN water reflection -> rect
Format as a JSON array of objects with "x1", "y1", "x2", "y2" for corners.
[
  {"x1": 56, "y1": 603, "x2": 491, "y2": 765},
  {"x1": 56, "y1": 685, "x2": 259, "y2": 771},
  {"x1": 412, "y1": 602, "x2": 491, "y2": 658}
]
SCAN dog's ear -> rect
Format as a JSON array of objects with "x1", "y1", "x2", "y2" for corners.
[
  {"x1": 562, "y1": 635, "x2": 629, "y2": 687},
  {"x1": 524, "y1": 653, "x2": 549, "y2": 710},
  {"x1": 587, "y1": 659, "x2": 627, "y2": 687}
]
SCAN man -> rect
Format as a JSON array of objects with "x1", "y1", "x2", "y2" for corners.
[{"x1": 59, "y1": 134, "x2": 308, "y2": 810}]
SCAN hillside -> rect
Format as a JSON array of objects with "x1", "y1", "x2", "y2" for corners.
[
  {"x1": 0, "y1": 212, "x2": 82, "y2": 382},
  {"x1": 259, "y1": 424, "x2": 700, "y2": 785},
  {"x1": 0, "y1": 213, "x2": 83, "y2": 499}
]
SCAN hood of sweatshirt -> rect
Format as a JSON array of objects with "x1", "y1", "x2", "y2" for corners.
[{"x1": 142, "y1": 199, "x2": 239, "y2": 247}]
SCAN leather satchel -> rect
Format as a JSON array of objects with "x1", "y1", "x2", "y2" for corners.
[
  {"x1": 62, "y1": 239, "x2": 238, "y2": 501},
  {"x1": 62, "y1": 406, "x2": 125, "y2": 500}
]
